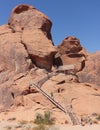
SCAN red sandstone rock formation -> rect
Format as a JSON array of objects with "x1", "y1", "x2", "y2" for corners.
[
  {"x1": 0, "y1": 4, "x2": 57, "y2": 73},
  {"x1": 0, "y1": 4, "x2": 100, "y2": 125},
  {"x1": 8, "y1": 4, "x2": 57, "y2": 70},
  {"x1": 78, "y1": 51, "x2": 100, "y2": 86},
  {"x1": 0, "y1": 4, "x2": 57, "y2": 111},
  {"x1": 54, "y1": 36, "x2": 88, "y2": 72}
]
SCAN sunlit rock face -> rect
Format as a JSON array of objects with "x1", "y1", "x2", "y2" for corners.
[
  {"x1": 0, "y1": 4, "x2": 57, "y2": 111},
  {"x1": 54, "y1": 36, "x2": 88, "y2": 72},
  {"x1": 8, "y1": 4, "x2": 57, "y2": 71},
  {"x1": 78, "y1": 51, "x2": 100, "y2": 86}
]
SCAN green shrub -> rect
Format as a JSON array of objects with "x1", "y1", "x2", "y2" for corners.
[
  {"x1": 43, "y1": 111, "x2": 53, "y2": 125},
  {"x1": 34, "y1": 113, "x2": 44, "y2": 124},
  {"x1": 34, "y1": 111, "x2": 54, "y2": 125}
]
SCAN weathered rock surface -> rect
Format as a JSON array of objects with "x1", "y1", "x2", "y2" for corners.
[
  {"x1": 0, "y1": 4, "x2": 100, "y2": 127},
  {"x1": 0, "y1": 4, "x2": 56, "y2": 77},
  {"x1": 78, "y1": 51, "x2": 100, "y2": 86},
  {"x1": 8, "y1": 4, "x2": 52, "y2": 40},
  {"x1": 0, "y1": 70, "x2": 100, "y2": 125},
  {"x1": 8, "y1": 4, "x2": 57, "y2": 70},
  {"x1": 0, "y1": 4, "x2": 56, "y2": 112},
  {"x1": 0, "y1": 4, "x2": 57, "y2": 110},
  {"x1": 54, "y1": 36, "x2": 88, "y2": 73},
  {"x1": 0, "y1": 25, "x2": 30, "y2": 74},
  {"x1": 57, "y1": 36, "x2": 82, "y2": 55}
]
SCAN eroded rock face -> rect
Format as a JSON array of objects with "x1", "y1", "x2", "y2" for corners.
[
  {"x1": 58, "y1": 36, "x2": 82, "y2": 55},
  {"x1": 0, "y1": 4, "x2": 57, "y2": 73},
  {"x1": 22, "y1": 29, "x2": 56, "y2": 70},
  {"x1": 0, "y1": 4, "x2": 57, "y2": 111},
  {"x1": 8, "y1": 4, "x2": 57, "y2": 70},
  {"x1": 78, "y1": 52, "x2": 100, "y2": 86},
  {"x1": 0, "y1": 25, "x2": 30, "y2": 74},
  {"x1": 8, "y1": 4, "x2": 52, "y2": 40},
  {"x1": 0, "y1": 4, "x2": 100, "y2": 121},
  {"x1": 54, "y1": 36, "x2": 88, "y2": 73}
]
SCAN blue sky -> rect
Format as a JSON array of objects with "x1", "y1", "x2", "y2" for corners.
[{"x1": 0, "y1": 0, "x2": 100, "y2": 52}]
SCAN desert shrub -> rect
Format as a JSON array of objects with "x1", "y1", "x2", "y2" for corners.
[
  {"x1": 83, "y1": 117, "x2": 93, "y2": 124},
  {"x1": 34, "y1": 113, "x2": 44, "y2": 124},
  {"x1": 43, "y1": 111, "x2": 53, "y2": 125},
  {"x1": 92, "y1": 113, "x2": 98, "y2": 117},
  {"x1": 34, "y1": 111, "x2": 54, "y2": 125},
  {"x1": 96, "y1": 114, "x2": 100, "y2": 121}
]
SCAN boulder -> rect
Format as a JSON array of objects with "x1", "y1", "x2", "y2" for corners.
[
  {"x1": 8, "y1": 4, "x2": 52, "y2": 40},
  {"x1": 8, "y1": 4, "x2": 57, "y2": 70},
  {"x1": 54, "y1": 36, "x2": 88, "y2": 73},
  {"x1": 22, "y1": 29, "x2": 56, "y2": 70},
  {"x1": 58, "y1": 36, "x2": 82, "y2": 55}
]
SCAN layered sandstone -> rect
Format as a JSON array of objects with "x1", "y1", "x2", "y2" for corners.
[
  {"x1": 0, "y1": 4, "x2": 100, "y2": 127},
  {"x1": 0, "y1": 4, "x2": 57, "y2": 111},
  {"x1": 54, "y1": 36, "x2": 88, "y2": 73}
]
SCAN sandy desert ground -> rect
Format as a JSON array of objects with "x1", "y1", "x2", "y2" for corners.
[
  {"x1": 0, "y1": 122, "x2": 100, "y2": 130},
  {"x1": 56, "y1": 124, "x2": 100, "y2": 130}
]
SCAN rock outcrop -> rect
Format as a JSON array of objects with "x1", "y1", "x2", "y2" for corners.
[
  {"x1": 8, "y1": 4, "x2": 57, "y2": 71},
  {"x1": 0, "y1": 25, "x2": 29, "y2": 74},
  {"x1": 54, "y1": 36, "x2": 88, "y2": 73},
  {"x1": 0, "y1": 4, "x2": 57, "y2": 73},
  {"x1": 0, "y1": 4, "x2": 57, "y2": 111},
  {"x1": 78, "y1": 51, "x2": 100, "y2": 86},
  {"x1": 0, "y1": 4, "x2": 100, "y2": 126}
]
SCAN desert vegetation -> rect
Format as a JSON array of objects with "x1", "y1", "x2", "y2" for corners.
[
  {"x1": 34, "y1": 111, "x2": 54, "y2": 125},
  {"x1": 81, "y1": 113, "x2": 100, "y2": 125}
]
